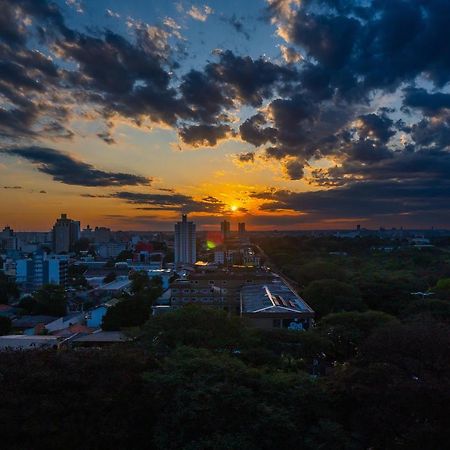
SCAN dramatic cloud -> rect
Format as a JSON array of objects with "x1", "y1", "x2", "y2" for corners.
[
  {"x1": 2, "y1": 0, "x2": 450, "y2": 227},
  {"x1": 179, "y1": 124, "x2": 233, "y2": 147},
  {"x1": 237, "y1": 152, "x2": 255, "y2": 163},
  {"x1": 251, "y1": 177, "x2": 450, "y2": 226},
  {"x1": 106, "y1": 191, "x2": 227, "y2": 214},
  {"x1": 3, "y1": 146, "x2": 150, "y2": 187}
]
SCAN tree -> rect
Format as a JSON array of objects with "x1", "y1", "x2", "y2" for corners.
[
  {"x1": 142, "y1": 305, "x2": 256, "y2": 352},
  {"x1": 130, "y1": 270, "x2": 152, "y2": 293},
  {"x1": 18, "y1": 295, "x2": 37, "y2": 314},
  {"x1": 330, "y1": 321, "x2": 450, "y2": 449},
  {"x1": 402, "y1": 299, "x2": 450, "y2": 323},
  {"x1": 103, "y1": 272, "x2": 117, "y2": 284},
  {"x1": 33, "y1": 284, "x2": 67, "y2": 316},
  {"x1": 303, "y1": 279, "x2": 366, "y2": 317},
  {"x1": 0, "y1": 316, "x2": 11, "y2": 335},
  {"x1": 0, "y1": 273, "x2": 19, "y2": 304},
  {"x1": 295, "y1": 261, "x2": 347, "y2": 286},
  {"x1": 316, "y1": 310, "x2": 398, "y2": 361},
  {"x1": 102, "y1": 297, "x2": 150, "y2": 331}
]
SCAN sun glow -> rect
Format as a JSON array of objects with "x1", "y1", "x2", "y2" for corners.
[{"x1": 230, "y1": 205, "x2": 238, "y2": 212}]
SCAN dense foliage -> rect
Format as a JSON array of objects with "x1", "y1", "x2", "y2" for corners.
[
  {"x1": 18, "y1": 284, "x2": 67, "y2": 316},
  {"x1": 0, "y1": 305, "x2": 449, "y2": 449},
  {"x1": 1, "y1": 237, "x2": 450, "y2": 448}
]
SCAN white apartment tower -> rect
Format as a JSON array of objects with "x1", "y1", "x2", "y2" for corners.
[{"x1": 174, "y1": 214, "x2": 196, "y2": 265}]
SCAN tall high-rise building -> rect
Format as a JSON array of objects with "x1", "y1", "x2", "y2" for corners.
[
  {"x1": 0, "y1": 226, "x2": 18, "y2": 251},
  {"x1": 220, "y1": 220, "x2": 231, "y2": 239},
  {"x1": 52, "y1": 213, "x2": 80, "y2": 253},
  {"x1": 238, "y1": 222, "x2": 246, "y2": 233},
  {"x1": 174, "y1": 214, "x2": 196, "y2": 265}
]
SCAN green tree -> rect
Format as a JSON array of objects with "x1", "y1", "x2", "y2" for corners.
[
  {"x1": 142, "y1": 304, "x2": 256, "y2": 352},
  {"x1": 0, "y1": 316, "x2": 11, "y2": 335},
  {"x1": 17, "y1": 295, "x2": 37, "y2": 314},
  {"x1": 316, "y1": 310, "x2": 398, "y2": 361},
  {"x1": 402, "y1": 299, "x2": 450, "y2": 323},
  {"x1": 102, "y1": 297, "x2": 151, "y2": 331},
  {"x1": 33, "y1": 284, "x2": 67, "y2": 316},
  {"x1": 295, "y1": 261, "x2": 347, "y2": 286},
  {"x1": 330, "y1": 321, "x2": 450, "y2": 449},
  {"x1": 0, "y1": 273, "x2": 19, "y2": 304},
  {"x1": 303, "y1": 279, "x2": 366, "y2": 317}
]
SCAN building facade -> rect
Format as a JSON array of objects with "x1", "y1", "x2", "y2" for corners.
[
  {"x1": 52, "y1": 213, "x2": 80, "y2": 253},
  {"x1": 174, "y1": 214, "x2": 196, "y2": 265}
]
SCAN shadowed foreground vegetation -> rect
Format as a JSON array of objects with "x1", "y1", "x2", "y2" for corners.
[{"x1": 1, "y1": 304, "x2": 450, "y2": 450}]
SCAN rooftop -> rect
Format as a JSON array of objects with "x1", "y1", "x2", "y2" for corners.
[{"x1": 241, "y1": 280, "x2": 314, "y2": 314}]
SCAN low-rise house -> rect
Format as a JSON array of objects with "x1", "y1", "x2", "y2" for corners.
[
  {"x1": 45, "y1": 312, "x2": 84, "y2": 333},
  {"x1": 12, "y1": 315, "x2": 56, "y2": 335},
  {"x1": 85, "y1": 298, "x2": 120, "y2": 328}
]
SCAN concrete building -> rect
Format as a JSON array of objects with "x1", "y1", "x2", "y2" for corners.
[
  {"x1": 238, "y1": 222, "x2": 246, "y2": 233},
  {"x1": 0, "y1": 226, "x2": 18, "y2": 251},
  {"x1": 174, "y1": 214, "x2": 196, "y2": 265},
  {"x1": 52, "y1": 213, "x2": 80, "y2": 253},
  {"x1": 220, "y1": 220, "x2": 231, "y2": 239},
  {"x1": 94, "y1": 226, "x2": 112, "y2": 243},
  {"x1": 240, "y1": 279, "x2": 314, "y2": 330},
  {"x1": 170, "y1": 267, "x2": 273, "y2": 313},
  {"x1": 15, "y1": 251, "x2": 68, "y2": 288}
]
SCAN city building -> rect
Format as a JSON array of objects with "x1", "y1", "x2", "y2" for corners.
[
  {"x1": 52, "y1": 213, "x2": 80, "y2": 253},
  {"x1": 174, "y1": 214, "x2": 196, "y2": 265},
  {"x1": 238, "y1": 222, "x2": 246, "y2": 233},
  {"x1": 15, "y1": 251, "x2": 68, "y2": 289},
  {"x1": 94, "y1": 226, "x2": 112, "y2": 243},
  {"x1": 170, "y1": 267, "x2": 273, "y2": 313},
  {"x1": 81, "y1": 225, "x2": 93, "y2": 239},
  {"x1": 0, "y1": 226, "x2": 18, "y2": 251},
  {"x1": 220, "y1": 220, "x2": 231, "y2": 239}
]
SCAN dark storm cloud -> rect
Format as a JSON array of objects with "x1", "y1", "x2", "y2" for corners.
[
  {"x1": 403, "y1": 87, "x2": 450, "y2": 114},
  {"x1": 270, "y1": 0, "x2": 450, "y2": 96},
  {"x1": 179, "y1": 124, "x2": 233, "y2": 147},
  {"x1": 284, "y1": 160, "x2": 304, "y2": 180},
  {"x1": 410, "y1": 115, "x2": 450, "y2": 148},
  {"x1": 239, "y1": 113, "x2": 277, "y2": 147},
  {"x1": 179, "y1": 69, "x2": 232, "y2": 124},
  {"x1": 251, "y1": 176, "x2": 450, "y2": 225},
  {"x1": 237, "y1": 152, "x2": 255, "y2": 163},
  {"x1": 205, "y1": 50, "x2": 298, "y2": 107},
  {"x1": 108, "y1": 191, "x2": 226, "y2": 214},
  {"x1": 313, "y1": 148, "x2": 450, "y2": 186},
  {"x1": 2, "y1": 146, "x2": 150, "y2": 187}
]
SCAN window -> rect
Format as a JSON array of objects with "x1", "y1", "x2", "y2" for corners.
[
  {"x1": 209, "y1": 280, "x2": 215, "y2": 284},
  {"x1": 273, "y1": 319, "x2": 281, "y2": 328}
]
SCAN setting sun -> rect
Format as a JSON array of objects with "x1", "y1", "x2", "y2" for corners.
[{"x1": 230, "y1": 205, "x2": 238, "y2": 212}]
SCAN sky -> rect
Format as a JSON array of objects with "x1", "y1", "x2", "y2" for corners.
[{"x1": 1, "y1": 0, "x2": 450, "y2": 231}]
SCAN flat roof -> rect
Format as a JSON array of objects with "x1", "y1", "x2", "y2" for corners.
[
  {"x1": 241, "y1": 280, "x2": 314, "y2": 314},
  {"x1": 0, "y1": 335, "x2": 58, "y2": 341},
  {"x1": 72, "y1": 331, "x2": 129, "y2": 343}
]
